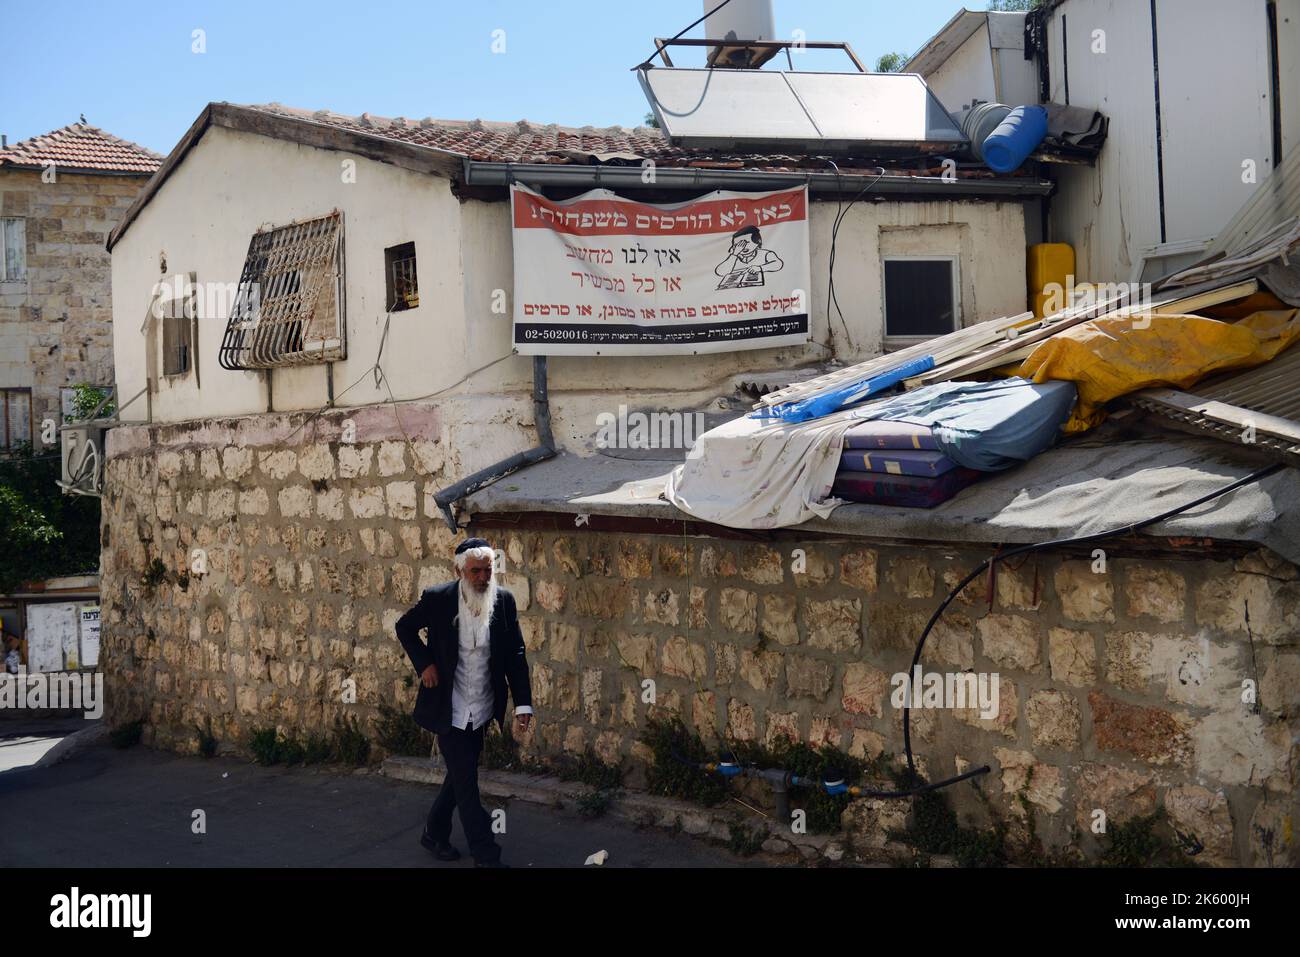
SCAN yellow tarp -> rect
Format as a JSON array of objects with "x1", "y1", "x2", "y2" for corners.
[{"x1": 1015, "y1": 309, "x2": 1300, "y2": 433}]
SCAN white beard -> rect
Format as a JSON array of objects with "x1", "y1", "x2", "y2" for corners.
[{"x1": 459, "y1": 577, "x2": 498, "y2": 631}]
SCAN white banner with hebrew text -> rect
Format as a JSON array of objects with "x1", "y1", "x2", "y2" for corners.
[{"x1": 511, "y1": 184, "x2": 810, "y2": 355}]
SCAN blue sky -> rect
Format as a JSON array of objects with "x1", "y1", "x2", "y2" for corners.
[{"x1": 1, "y1": 0, "x2": 972, "y2": 155}]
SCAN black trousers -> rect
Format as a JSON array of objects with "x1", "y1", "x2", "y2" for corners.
[{"x1": 425, "y1": 722, "x2": 500, "y2": 863}]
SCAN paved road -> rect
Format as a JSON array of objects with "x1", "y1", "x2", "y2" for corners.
[
  {"x1": 0, "y1": 717, "x2": 93, "y2": 773},
  {"x1": 0, "y1": 738, "x2": 760, "y2": 868}
]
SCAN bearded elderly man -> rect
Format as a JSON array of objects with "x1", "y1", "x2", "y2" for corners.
[{"x1": 394, "y1": 537, "x2": 533, "y2": 867}]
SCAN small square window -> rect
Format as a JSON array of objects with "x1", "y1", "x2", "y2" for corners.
[
  {"x1": 1, "y1": 218, "x2": 26, "y2": 282},
  {"x1": 385, "y1": 242, "x2": 418, "y2": 312},
  {"x1": 883, "y1": 257, "x2": 959, "y2": 340}
]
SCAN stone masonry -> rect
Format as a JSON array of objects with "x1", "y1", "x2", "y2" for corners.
[
  {"x1": 0, "y1": 167, "x2": 148, "y2": 444},
  {"x1": 99, "y1": 405, "x2": 1300, "y2": 866}
]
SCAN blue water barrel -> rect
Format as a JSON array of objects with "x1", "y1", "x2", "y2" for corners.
[
  {"x1": 959, "y1": 102, "x2": 1012, "y2": 163},
  {"x1": 981, "y1": 105, "x2": 1049, "y2": 173}
]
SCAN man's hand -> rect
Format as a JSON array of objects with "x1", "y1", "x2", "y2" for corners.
[
  {"x1": 514, "y1": 713, "x2": 532, "y2": 735},
  {"x1": 421, "y1": 664, "x2": 439, "y2": 688}
]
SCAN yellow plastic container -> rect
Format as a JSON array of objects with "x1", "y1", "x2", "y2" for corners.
[{"x1": 1028, "y1": 243, "x2": 1076, "y2": 318}]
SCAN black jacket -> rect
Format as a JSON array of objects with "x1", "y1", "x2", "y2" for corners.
[{"x1": 394, "y1": 581, "x2": 533, "y2": 734}]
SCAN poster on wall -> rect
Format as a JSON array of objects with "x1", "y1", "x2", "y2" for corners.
[
  {"x1": 511, "y1": 184, "x2": 810, "y2": 355},
  {"x1": 25, "y1": 603, "x2": 79, "y2": 672},
  {"x1": 80, "y1": 604, "x2": 101, "y2": 668}
]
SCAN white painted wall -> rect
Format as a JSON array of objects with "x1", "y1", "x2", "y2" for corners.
[
  {"x1": 111, "y1": 126, "x2": 1029, "y2": 448},
  {"x1": 1045, "y1": 0, "x2": 1291, "y2": 282},
  {"x1": 429, "y1": 195, "x2": 1026, "y2": 397},
  {"x1": 1280, "y1": 0, "x2": 1300, "y2": 161},
  {"x1": 927, "y1": 21, "x2": 998, "y2": 114},
  {"x1": 112, "y1": 126, "x2": 467, "y2": 423},
  {"x1": 988, "y1": 12, "x2": 1038, "y2": 109},
  {"x1": 919, "y1": 14, "x2": 1036, "y2": 116}
]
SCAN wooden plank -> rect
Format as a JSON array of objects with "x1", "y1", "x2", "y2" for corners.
[
  {"x1": 906, "y1": 344, "x2": 1037, "y2": 386},
  {"x1": 755, "y1": 311, "x2": 1036, "y2": 409},
  {"x1": 895, "y1": 292, "x2": 1131, "y2": 386},
  {"x1": 905, "y1": 278, "x2": 1260, "y2": 388}
]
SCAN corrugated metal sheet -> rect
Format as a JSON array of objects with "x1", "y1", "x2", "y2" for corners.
[
  {"x1": 1131, "y1": 341, "x2": 1300, "y2": 466},
  {"x1": 1202, "y1": 144, "x2": 1300, "y2": 262},
  {"x1": 1189, "y1": 341, "x2": 1300, "y2": 420}
]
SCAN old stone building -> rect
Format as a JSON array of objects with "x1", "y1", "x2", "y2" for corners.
[
  {"x1": 98, "y1": 404, "x2": 1300, "y2": 867},
  {"x1": 96, "y1": 101, "x2": 1298, "y2": 867},
  {"x1": 0, "y1": 123, "x2": 160, "y2": 449}
]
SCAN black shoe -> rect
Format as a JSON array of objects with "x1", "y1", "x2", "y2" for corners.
[{"x1": 420, "y1": 831, "x2": 461, "y2": 861}]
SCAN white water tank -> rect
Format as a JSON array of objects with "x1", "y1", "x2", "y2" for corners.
[{"x1": 704, "y1": 0, "x2": 775, "y2": 43}]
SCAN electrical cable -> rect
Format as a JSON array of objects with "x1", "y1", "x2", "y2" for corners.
[
  {"x1": 281, "y1": 291, "x2": 515, "y2": 448},
  {"x1": 900, "y1": 461, "x2": 1285, "y2": 778},
  {"x1": 824, "y1": 163, "x2": 886, "y2": 355},
  {"x1": 634, "y1": 0, "x2": 736, "y2": 70},
  {"x1": 665, "y1": 463, "x2": 1284, "y2": 806}
]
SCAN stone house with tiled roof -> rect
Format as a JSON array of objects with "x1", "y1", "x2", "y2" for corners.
[
  {"x1": 106, "y1": 100, "x2": 1046, "y2": 440},
  {"x1": 0, "y1": 122, "x2": 160, "y2": 450}
]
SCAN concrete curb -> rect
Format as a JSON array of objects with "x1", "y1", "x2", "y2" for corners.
[
  {"x1": 381, "y1": 755, "x2": 866, "y2": 864},
  {"x1": 33, "y1": 723, "x2": 109, "y2": 770}
]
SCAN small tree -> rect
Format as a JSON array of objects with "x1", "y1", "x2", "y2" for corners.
[
  {"x1": 988, "y1": 0, "x2": 1042, "y2": 11},
  {"x1": 69, "y1": 383, "x2": 115, "y2": 422},
  {"x1": 643, "y1": 111, "x2": 660, "y2": 130},
  {"x1": 875, "y1": 52, "x2": 909, "y2": 73},
  {"x1": 0, "y1": 449, "x2": 101, "y2": 593}
]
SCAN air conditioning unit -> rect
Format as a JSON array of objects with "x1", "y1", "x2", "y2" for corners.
[{"x1": 60, "y1": 422, "x2": 107, "y2": 497}]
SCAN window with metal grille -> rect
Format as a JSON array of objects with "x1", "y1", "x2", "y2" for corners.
[
  {"x1": 384, "y1": 242, "x2": 418, "y2": 312},
  {"x1": 219, "y1": 211, "x2": 345, "y2": 370},
  {"x1": 161, "y1": 276, "x2": 196, "y2": 377},
  {"x1": 883, "y1": 256, "x2": 960, "y2": 340},
  {"x1": 1, "y1": 388, "x2": 32, "y2": 448},
  {"x1": 1, "y1": 218, "x2": 26, "y2": 282}
]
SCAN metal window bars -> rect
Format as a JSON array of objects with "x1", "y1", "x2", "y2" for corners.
[
  {"x1": 219, "y1": 211, "x2": 346, "y2": 370},
  {"x1": 389, "y1": 251, "x2": 418, "y2": 310}
]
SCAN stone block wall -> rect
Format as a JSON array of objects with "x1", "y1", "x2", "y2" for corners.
[
  {"x1": 99, "y1": 406, "x2": 1299, "y2": 865},
  {"x1": 0, "y1": 168, "x2": 144, "y2": 444}
]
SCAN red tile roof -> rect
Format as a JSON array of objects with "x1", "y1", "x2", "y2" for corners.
[
  {"x1": 243, "y1": 103, "x2": 1004, "y2": 178},
  {"x1": 0, "y1": 123, "x2": 162, "y2": 175}
]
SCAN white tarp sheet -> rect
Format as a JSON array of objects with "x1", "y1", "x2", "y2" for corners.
[{"x1": 663, "y1": 408, "x2": 854, "y2": 528}]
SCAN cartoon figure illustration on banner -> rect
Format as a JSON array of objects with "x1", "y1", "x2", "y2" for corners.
[{"x1": 714, "y1": 225, "x2": 785, "y2": 290}]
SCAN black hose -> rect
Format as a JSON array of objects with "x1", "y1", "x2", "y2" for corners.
[
  {"x1": 664, "y1": 463, "x2": 1283, "y2": 805},
  {"x1": 901, "y1": 462, "x2": 1285, "y2": 774}
]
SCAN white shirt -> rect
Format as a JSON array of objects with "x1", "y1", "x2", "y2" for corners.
[
  {"x1": 451, "y1": 595, "x2": 494, "y2": 731},
  {"x1": 449, "y1": 585, "x2": 535, "y2": 732}
]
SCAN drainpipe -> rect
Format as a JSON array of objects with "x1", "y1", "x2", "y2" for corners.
[{"x1": 431, "y1": 355, "x2": 557, "y2": 531}]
